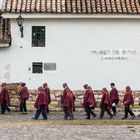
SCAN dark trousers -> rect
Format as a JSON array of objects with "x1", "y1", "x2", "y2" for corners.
[
  {"x1": 124, "y1": 105, "x2": 135, "y2": 118},
  {"x1": 1, "y1": 100, "x2": 10, "y2": 114},
  {"x1": 112, "y1": 106, "x2": 117, "y2": 114},
  {"x1": 64, "y1": 108, "x2": 74, "y2": 120},
  {"x1": 35, "y1": 105, "x2": 47, "y2": 120},
  {"x1": 100, "y1": 104, "x2": 113, "y2": 118},
  {"x1": 86, "y1": 106, "x2": 96, "y2": 119},
  {"x1": 20, "y1": 99, "x2": 27, "y2": 112},
  {"x1": 46, "y1": 105, "x2": 50, "y2": 114}
]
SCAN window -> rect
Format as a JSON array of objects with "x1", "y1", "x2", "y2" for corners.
[
  {"x1": 32, "y1": 26, "x2": 45, "y2": 47},
  {"x1": 32, "y1": 62, "x2": 43, "y2": 73}
]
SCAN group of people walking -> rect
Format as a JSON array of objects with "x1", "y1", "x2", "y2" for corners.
[
  {"x1": 61, "y1": 83, "x2": 136, "y2": 120},
  {"x1": 0, "y1": 82, "x2": 139, "y2": 120}
]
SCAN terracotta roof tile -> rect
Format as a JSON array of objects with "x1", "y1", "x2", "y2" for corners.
[
  {"x1": 2, "y1": 0, "x2": 140, "y2": 14},
  {"x1": 0, "y1": 12, "x2": 11, "y2": 46}
]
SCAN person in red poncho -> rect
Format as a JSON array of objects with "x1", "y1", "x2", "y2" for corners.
[
  {"x1": 100, "y1": 88, "x2": 113, "y2": 119},
  {"x1": 0, "y1": 83, "x2": 10, "y2": 114},
  {"x1": 33, "y1": 87, "x2": 48, "y2": 120},
  {"x1": 43, "y1": 83, "x2": 51, "y2": 114},
  {"x1": 83, "y1": 84, "x2": 96, "y2": 119},
  {"x1": 110, "y1": 83, "x2": 119, "y2": 116},
  {"x1": 122, "y1": 86, "x2": 135, "y2": 119},
  {"x1": 19, "y1": 83, "x2": 29, "y2": 114},
  {"x1": 61, "y1": 83, "x2": 75, "y2": 120}
]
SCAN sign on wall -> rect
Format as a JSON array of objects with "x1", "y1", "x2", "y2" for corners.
[{"x1": 92, "y1": 49, "x2": 137, "y2": 61}]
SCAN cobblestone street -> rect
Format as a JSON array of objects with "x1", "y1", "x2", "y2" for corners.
[
  {"x1": 0, "y1": 125, "x2": 140, "y2": 140},
  {"x1": 0, "y1": 111, "x2": 139, "y2": 140}
]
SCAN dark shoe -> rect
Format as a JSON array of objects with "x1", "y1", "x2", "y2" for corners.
[
  {"x1": 131, "y1": 115, "x2": 135, "y2": 119},
  {"x1": 122, "y1": 117, "x2": 127, "y2": 120},
  {"x1": 69, "y1": 118, "x2": 74, "y2": 120},
  {"x1": 93, "y1": 114, "x2": 96, "y2": 118},
  {"x1": 43, "y1": 118, "x2": 48, "y2": 120},
  {"x1": 32, "y1": 117, "x2": 37, "y2": 120},
  {"x1": 86, "y1": 117, "x2": 90, "y2": 120}
]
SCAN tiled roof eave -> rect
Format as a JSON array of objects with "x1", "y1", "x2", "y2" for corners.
[
  {"x1": 2, "y1": 12, "x2": 140, "y2": 19},
  {"x1": 2, "y1": 0, "x2": 140, "y2": 15}
]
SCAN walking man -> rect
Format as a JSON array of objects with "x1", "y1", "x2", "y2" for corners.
[
  {"x1": 61, "y1": 83, "x2": 75, "y2": 120},
  {"x1": 83, "y1": 84, "x2": 96, "y2": 119},
  {"x1": 43, "y1": 83, "x2": 51, "y2": 114},
  {"x1": 19, "y1": 83, "x2": 29, "y2": 114},
  {"x1": 122, "y1": 86, "x2": 135, "y2": 119},
  {"x1": 0, "y1": 83, "x2": 10, "y2": 114},
  {"x1": 100, "y1": 88, "x2": 113, "y2": 119},
  {"x1": 34, "y1": 87, "x2": 48, "y2": 120},
  {"x1": 110, "y1": 83, "x2": 119, "y2": 116}
]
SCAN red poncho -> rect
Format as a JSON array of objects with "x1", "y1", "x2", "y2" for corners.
[
  {"x1": 19, "y1": 86, "x2": 29, "y2": 100},
  {"x1": 83, "y1": 88, "x2": 96, "y2": 110},
  {"x1": 34, "y1": 91, "x2": 48, "y2": 110},
  {"x1": 44, "y1": 87, "x2": 51, "y2": 104},
  {"x1": 0, "y1": 87, "x2": 10, "y2": 105},
  {"x1": 100, "y1": 92, "x2": 112, "y2": 109},
  {"x1": 110, "y1": 88, "x2": 119, "y2": 104},
  {"x1": 61, "y1": 87, "x2": 75, "y2": 111},
  {"x1": 123, "y1": 91, "x2": 134, "y2": 106}
]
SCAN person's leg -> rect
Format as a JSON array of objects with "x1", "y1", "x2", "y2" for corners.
[
  {"x1": 5, "y1": 101, "x2": 10, "y2": 113},
  {"x1": 128, "y1": 106, "x2": 135, "y2": 118},
  {"x1": 41, "y1": 105, "x2": 48, "y2": 120},
  {"x1": 23, "y1": 99, "x2": 27, "y2": 113},
  {"x1": 112, "y1": 106, "x2": 117, "y2": 114},
  {"x1": 1, "y1": 101, "x2": 5, "y2": 114},
  {"x1": 47, "y1": 105, "x2": 50, "y2": 114},
  {"x1": 105, "y1": 105, "x2": 113, "y2": 118},
  {"x1": 64, "y1": 108, "x2": 69, "y2": 120},
  {"x1": 100, "y1": 107, "x2": 105, "y2": 119},
  {"x1": 90, "y1": 107, "x2": 96, "y2": 118},
  {"x1": 86, "y1": 106, "x2": 91, "y2": 119},
  {"x1": 20, "y1": 100, "x2": 23, "y2": 112},
  {"x1": 34, "y1": 108, "x2": 41, "y2": 119},
  {"x1": 122, "y1": 106, "x2": 128, "y2": 119},
  {"x1": 69, "y1": 110, "x2": 74, "y2": 120}
]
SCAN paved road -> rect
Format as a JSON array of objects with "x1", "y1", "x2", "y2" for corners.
[
  {"x1": 0, "y1": 112, "x2": 139, "y2": 140},
  {"x1": 0, "y1": 111, "x2": 140, "y2": 122},
  {"x1": 0, "y1": 125, "x2": 139, "y2": 140}
]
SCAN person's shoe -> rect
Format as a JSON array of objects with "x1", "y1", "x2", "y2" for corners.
[
  {"x1": 69, "y1": 118, "x2": 74, "y2": 120},
  {"x1": 113, "y1": 112, "x2": 117, "y2": 116},
  {"x1": 43, "y1": 118, "x2": 48, "y2": 120},
  {"x1": 131, "y1": 115, "x2": 135, "y2": 119},
  {"x1": 122, "y1": 117, "x2": 127, "y2": 120},
  {"x1": 92, "y1": 114, "x2": 96, "y2": 118},
  {"x1": 32, "y1": 117, "x2": 37, "y2": 120},
  {"x1": 86, "y1": 117, "x2": 90, "y2": 120},
  {"x1": 99, "y1": 117, "x2": 103, "y2": 119}
]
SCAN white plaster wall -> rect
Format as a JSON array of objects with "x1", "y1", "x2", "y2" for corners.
[{"x1": 0, "y1": 18, "x2": 140, "y2": 90}]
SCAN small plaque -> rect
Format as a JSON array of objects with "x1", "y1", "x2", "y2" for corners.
[{"x1": 44, "y1": 63, "x2": 56, "y2": 71}]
